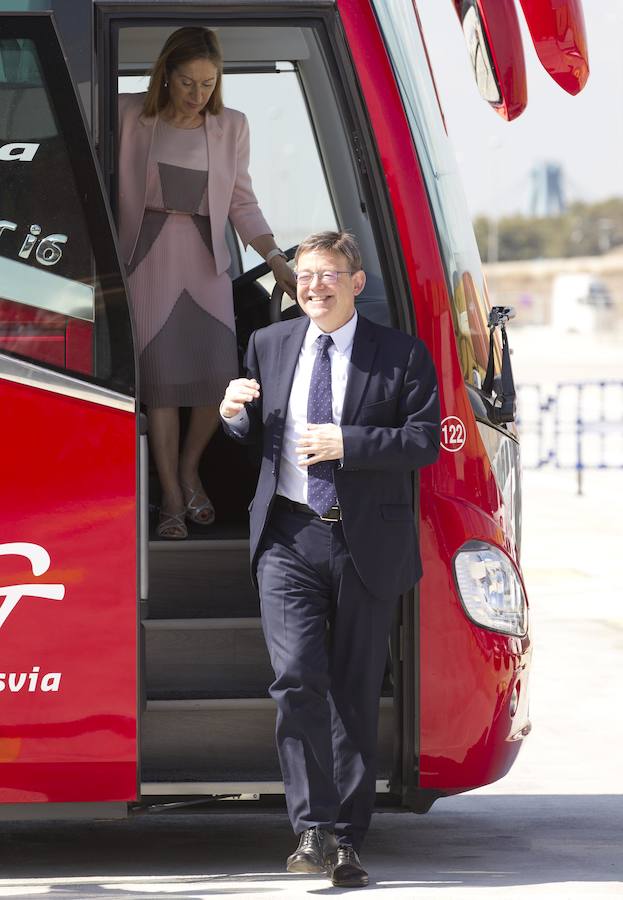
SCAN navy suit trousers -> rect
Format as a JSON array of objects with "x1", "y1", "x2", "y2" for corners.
[{"x1": 257, "y1": 505, "x2": 398, "y2": 850}]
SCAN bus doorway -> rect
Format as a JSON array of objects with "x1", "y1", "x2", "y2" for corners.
[{"x1": 105, "y1": 12, "x2": 411, "y2": 805}]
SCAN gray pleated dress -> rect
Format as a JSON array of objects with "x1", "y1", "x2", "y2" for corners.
[{"x1": 128, "y1": 118, "x2": 239, "y2": 408}]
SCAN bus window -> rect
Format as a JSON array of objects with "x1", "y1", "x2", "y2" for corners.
[
  {"x1": 372, "y1": 1, "x2": 499, "y2": 384},
  {"x1": 0, "y1": 31, "x2": 133, "y2": 393},
  {"x1": 451, "y1": 271, "x2": 491, "y2": 387},
  {"x1": 224, "y1": 69, "x2": 338, "y2": 273}
]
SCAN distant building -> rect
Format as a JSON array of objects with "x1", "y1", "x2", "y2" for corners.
[
  {"x1": 483, "y1": 252, "x2": 623, "y2": 328},
  {"x1": 530, "y1": 162, "x2": 566, "y2": 217}
]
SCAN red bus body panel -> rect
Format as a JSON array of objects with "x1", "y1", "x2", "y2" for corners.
[
  {"x1": 518, "y1": 0, "x2": 589, "y2": 95},
  {"x1": 0, "y1": 379, "x2": 136, "y2": 803},
  {"x1": 338, "y1": 0, "x2": 531, "y2": 790}
]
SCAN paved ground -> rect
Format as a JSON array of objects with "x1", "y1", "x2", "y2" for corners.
[{"x1": 0, "y1": 329, "x2": 621, "y2": 897}]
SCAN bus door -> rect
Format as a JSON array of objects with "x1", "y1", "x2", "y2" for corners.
[{"x1": 0, "y1": 14, "x2": 138, "y2": 813}]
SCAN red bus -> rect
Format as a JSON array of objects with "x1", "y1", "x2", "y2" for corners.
[{"x1": 0, "y1": 0, "x2": 588, "y2": 819}]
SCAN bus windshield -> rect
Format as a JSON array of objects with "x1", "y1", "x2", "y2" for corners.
[{"x1": 372, "y1": 0, "x2": 496, "y2": 389}]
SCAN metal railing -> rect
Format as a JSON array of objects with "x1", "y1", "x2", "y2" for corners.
[{"x1": 516, "y1": 381, "x2": 623, "y2": 494}]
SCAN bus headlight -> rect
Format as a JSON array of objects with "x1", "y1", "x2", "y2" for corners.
[{"x1": 453, "y1": 542, "x2": 527, "y2": 636}]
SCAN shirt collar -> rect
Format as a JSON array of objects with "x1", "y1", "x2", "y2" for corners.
[{"x1": 304, "y1": 311, "x2": 358, "y2": 354}]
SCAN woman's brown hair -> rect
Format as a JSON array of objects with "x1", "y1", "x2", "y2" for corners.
[{"x1": 143, "y1": 26, "x2": 224, "y2": 118}]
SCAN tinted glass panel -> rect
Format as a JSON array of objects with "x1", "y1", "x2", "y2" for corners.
[
  {"x1": 0, "y1": 17, "x2": 134, "y2": 394},
  {"x1": 372, "y1": 1, "x2": 498, "y2": 385},
  {"x1": 225, "y1": 70, "x2": 338, "y2": 272}
]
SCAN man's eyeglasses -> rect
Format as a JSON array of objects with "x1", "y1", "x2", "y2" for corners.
[{"x1": 294, "y1": 270, "x2": 353, "y2": 286}]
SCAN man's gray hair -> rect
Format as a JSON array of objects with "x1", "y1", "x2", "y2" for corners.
[{"x1": 294, "y1": 230, "x2": 363, "y2": 273}]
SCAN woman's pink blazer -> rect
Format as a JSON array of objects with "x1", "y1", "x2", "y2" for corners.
[{"x1": 117, "y1": 92, "x2": 272, "y2": 274}]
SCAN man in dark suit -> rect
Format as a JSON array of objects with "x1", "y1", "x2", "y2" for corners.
[{"x1": 220, "y1": 231, "x2": 439, "y2": 887}]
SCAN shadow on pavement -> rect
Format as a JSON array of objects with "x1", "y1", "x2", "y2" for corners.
[{"x1": 0, "y1": 794, "x2": 620, "y2": 895}]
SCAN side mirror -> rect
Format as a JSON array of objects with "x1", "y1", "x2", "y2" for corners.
[
  {"x1": 454, "y1": 0, "x2": 528, "y2": 121},
  {"x1": 517, "y1": 0, "x2": 589, "y2": 96}
]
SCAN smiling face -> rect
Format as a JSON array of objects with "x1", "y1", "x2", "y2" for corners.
[
  {"x1": 167, "y1": 57, "x2": 219, "y2": 118},
  {"x1": 296, "y1": 249, "x2": 366, "y2": 333}
]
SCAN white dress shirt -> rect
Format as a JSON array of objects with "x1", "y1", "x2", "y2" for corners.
[{"x1": 277, "y1": 312, "x2": 358, "y2": 504}]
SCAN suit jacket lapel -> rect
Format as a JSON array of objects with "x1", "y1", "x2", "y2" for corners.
[
  {"x1": 274, "y1": 317, "x2": 309, "y2": 413},
  {"x1": 341, "y1": 316, "x2": 378, "y2": 425},
  {"x1": 126, "y1": 110, "x2": 157, "y2": 265},
  {"x1": 270, "y1": 317, "x2": 309, "y2": 469}
]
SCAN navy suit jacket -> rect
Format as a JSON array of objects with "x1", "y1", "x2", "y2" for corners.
[{"x1": 222, "y1": 314, "x2": 440, "y2": 601}]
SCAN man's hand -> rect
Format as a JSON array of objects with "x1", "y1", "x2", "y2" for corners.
[
  {"x1": 296, "y1": 424, "x2": 343, "y2": 467},
  {"x1": 220, "y1": 378, "x2": 261, "y2": 418}
]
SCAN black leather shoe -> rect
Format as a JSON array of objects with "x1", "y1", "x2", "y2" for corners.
[
  {"x1": 327, "y1": 845, "x2": 369, "y2": 887},
  {"x1": 286, "y1": 827, "x2": 337, "y2": 874}
]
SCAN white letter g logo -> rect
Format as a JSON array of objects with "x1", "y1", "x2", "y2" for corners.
[{"x1": 0, "y1": 543, "x2": 65, "y2": 629}]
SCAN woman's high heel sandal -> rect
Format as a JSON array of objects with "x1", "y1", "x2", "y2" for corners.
[
  {"x1": 182, "y1": 484, "x2": 216, "y2": 526},
  {"x1": 157, "y1": 509, "x2": 188, "y2": 540}
]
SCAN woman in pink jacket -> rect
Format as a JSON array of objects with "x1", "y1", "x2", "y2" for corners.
[{"x1": 118, "y1": 26, "x2": 294, "y2": 538}]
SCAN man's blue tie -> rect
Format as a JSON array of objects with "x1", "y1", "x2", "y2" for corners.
[{"x1": 307, "y1": 334, "x2": 338, "y2": 516}]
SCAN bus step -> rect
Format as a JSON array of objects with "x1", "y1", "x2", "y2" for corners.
[
  {"x1": 144, "y1": 617, "x2": 272, "y2": 697},
  {"x1": 147, "y1": 543, "x2": 258, "y2": 619},
  {"x1": 138, "y1": 779, "x2": 391, "y2": 798},
  {"x1": 141, "y1": 697, "x2": 394, "y2": 783}
]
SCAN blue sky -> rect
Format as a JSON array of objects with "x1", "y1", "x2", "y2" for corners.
[{"x1": 417, "y1": 0, "x2": 623, "y2": 218}]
